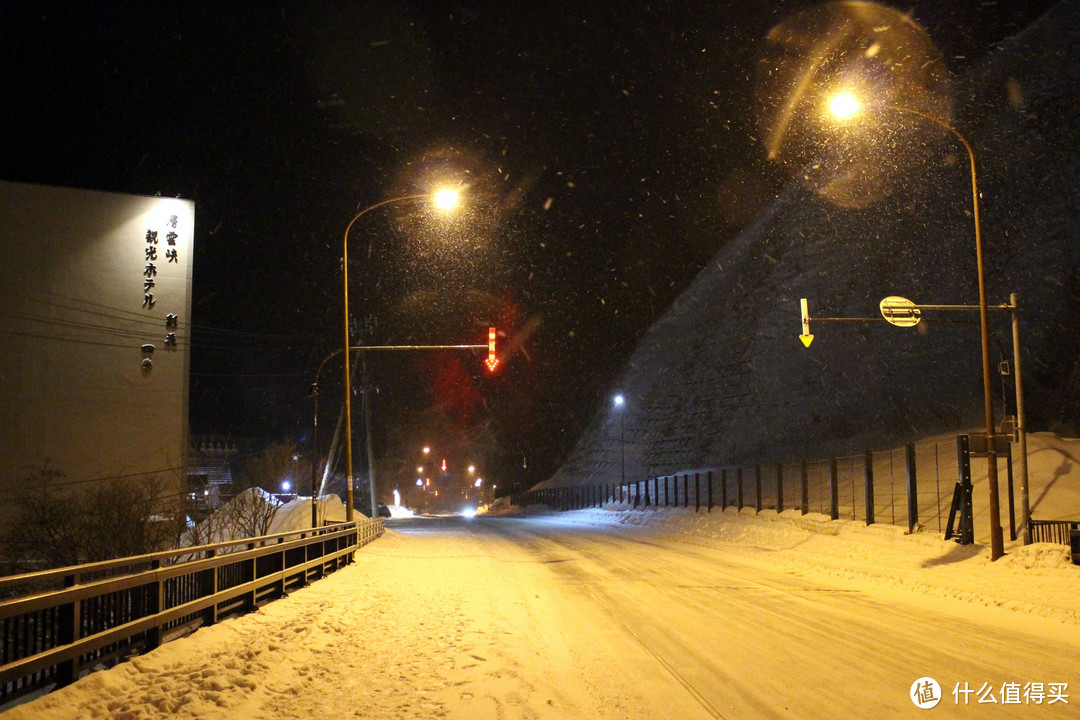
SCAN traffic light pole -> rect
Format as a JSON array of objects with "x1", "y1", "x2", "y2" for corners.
[
  {"x1": 799, "y1": 297, "x2": 1028, "y2": 550},
  {"x1": 311, "y1": 333, "x2": 496, "y2": 522}
]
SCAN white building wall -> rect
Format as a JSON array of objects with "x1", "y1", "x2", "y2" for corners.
[{"x1": 0, "y1": 181, "x2": 194, "y2": 496}]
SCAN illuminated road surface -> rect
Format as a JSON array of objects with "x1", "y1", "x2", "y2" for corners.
[{"x1": 6, "y1": 514, "x2": 1077, "y2": 720}]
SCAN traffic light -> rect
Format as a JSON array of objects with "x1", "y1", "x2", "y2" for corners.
[{"x1": 485, "y1": 327, "x2": 499, "y2": 371}]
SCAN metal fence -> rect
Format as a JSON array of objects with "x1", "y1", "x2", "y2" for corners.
[
  {"x1": 514, "y1": 438, "x2": 970, "y2": 536},
  {"x1": 1030, "y1": 520, "x2": 1078, "y2": 545},
  {"x1": 0, "y1": 519, "x2": 384, "y2": 704}
]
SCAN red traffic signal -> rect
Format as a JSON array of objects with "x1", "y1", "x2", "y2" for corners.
[{"x1": 485, "y1": 327, "x2": 499, "y2": 371}]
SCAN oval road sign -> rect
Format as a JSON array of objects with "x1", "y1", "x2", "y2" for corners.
[{"x1": 880, "y1": 296, "x2": 921, "y2": 327}]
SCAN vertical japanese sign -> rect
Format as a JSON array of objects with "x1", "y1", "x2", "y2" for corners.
[{"x1": 139, "y1": 206, "x2": 192, "y2": 372}]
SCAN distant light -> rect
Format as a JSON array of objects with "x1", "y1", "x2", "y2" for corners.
[
  {"x1": 281, "y1": 480, "x2": 291, "y2": 492},
  {"x1": 442, "y1": 458, "x2": 448, "y2": 472},
  {"x1": 423, "y1": 446, "x2": 431, "y2": 455},
  {"x1": 417, "y1": 466, "x2": 424, "y2": 473},
  {"x1": 468, "y1": 465, "x2": 476, "y2": 474},
  {"x1": 462, "y1": 507, "x2": 476, "y2": 519},
  {"x1": 433, "y1": 188, "x2": 459, "y2": 210},
  {"x1": 829, "y1": 92, "x2": 860, "y2": 120},
  {"x1": 613, "y1": 394, "x2": 625, "y2": 408},
  {"x1": 416, "y1": 478, "x2": 424, "y2": 486},
  {"x1": 474, "y1": 478, "x2": 482, "y2": 487}
]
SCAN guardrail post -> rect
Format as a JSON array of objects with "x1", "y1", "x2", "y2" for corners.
[
  {"x1": 906, "y1": 443, "x2": 918, "y2": 533},
  {"x1": 202, "y1": 548, "x2": 218, "y2": 625},
  {"x1": 695, "y1": 473, "x2": 701, "y2": 512},
  {"x1": 737, "y1": 467, "x2": 744, "y2": 510},
  {"x1": 707, "y1": 471, "x2": 713, "y2": 512},
  {"x1": 864, "y1": 450, "x2": 875, "y2": 526},
  {"x1": 147, "y1": 558, "x2": 163, "y2": 650},
  {"x1": 800, "y1": 460, "x2": 809, "y2": 515},
  {"x1": 776, "y1": 463, "x2": 784, "y2": 513},
  {"x1": 829, "y1": 456, "x2": 839, "y2": 520},
  {"x1": 56, "y1": 573, "x2": 78, "y2": 686},
  {"x1": 721, "y1": 469, "x2": 728, "y2": 510},
  {"x1": 755, "y1": 465, "x2": 762, "y2": 513}
]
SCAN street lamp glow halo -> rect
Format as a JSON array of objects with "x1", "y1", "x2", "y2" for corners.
[
  {"x1": 433, "y1": 188, "x2": 460, "y2": 211},
  {"x1": 828, "y1": 91, "x2": 860, "y2": 120}
]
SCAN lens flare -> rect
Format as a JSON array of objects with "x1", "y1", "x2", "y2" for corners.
[{"x1": 756, "y1": 1, "x2": 951, "y2": 208}]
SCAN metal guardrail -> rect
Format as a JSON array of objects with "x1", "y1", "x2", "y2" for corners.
[
  {"x1": 1029, "y1": 520, "x2": 1078, "y2": 545},
  {"x1": 0, "y1": 518, "x2": 384, "y2": 703}
]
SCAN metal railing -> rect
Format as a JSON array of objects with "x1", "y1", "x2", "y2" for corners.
[
  {"x1": 1029, "y1": 520, "x2": 1078, "y2": 546},
  {"x1": 0, "y1": 518, "x2": 384, "y2": 703},
  {"x1": 516, "y1": 438, "x2": 958, "y2": 532}
]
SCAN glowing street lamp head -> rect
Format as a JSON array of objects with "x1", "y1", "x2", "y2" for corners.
[
  {"x1": 828, "y1": 92, "x2": 861, "y2": 121},
  {"x1": 613, "y1": 394, "x2": 625, "y2": 408},
  {"x1": 433, "y1": 188, "x2": 459, "y2": 211}
]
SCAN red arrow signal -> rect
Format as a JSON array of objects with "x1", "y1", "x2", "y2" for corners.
[{"x1": 485, "y1": 327, "x2": 499, "y2": 371}]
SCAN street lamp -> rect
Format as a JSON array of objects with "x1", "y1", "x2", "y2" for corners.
[
  {"x1": 827, "y1": 92, "x2": 1005, "y2": 559},
  {"x1": 342, "y1": 190, "x2": 460, "y2": 521},
  {"x1": 613, "y1": 394, "x2": 625, "y2": 486}
]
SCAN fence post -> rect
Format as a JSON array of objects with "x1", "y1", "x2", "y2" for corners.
[
  {"x1": 829, "y1": 456, "x2": 839, "y2": 520},
  {"x1": 695, "y1": 473, "x2": 701, "y2": 512},
  {"x1": 737, "y1": 467, "x2": 744, "y2": 510},
  {"x1": 755, "y1": 465, "x2": 762, "y2": 513},
  {"x1": 644, "y1": 477, "x2": 651, "y2": 507},
  {"x1": 800, "y1": 460, "x2": 809, "y2": 515},
  {"x1": 905, "y1": 443, "x2": 918, "y2": 533},
  {"x1": 683, "y1": 474, "x2": 689, "y2": 508},
  {"x1": 707, "y1": 470, "x2": 713, "y2": 512},
  {"x1": 55, "y1": 574, "x2": 78, "y2": 686},
  {"x1": 776, "y1": 463, "x2": 784, "y2": 513},
  {"x1": 864, "y1": 450, "x2": 875, "y2": 525},
  {"x1": 202, "y1": 548, "x2": 219, "y2": 626},
  {"x1": 654, "y1": 477, "x2": 660, "y2": 508},
  {"x1": 721, "y1": 469, "x2": 728, "y2": 510},
  {"x1": 147, "y1": 558, "x2": 163, "y2": 650}
]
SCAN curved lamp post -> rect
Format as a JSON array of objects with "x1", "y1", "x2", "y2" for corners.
[
  {"x1": 341, "y1": 189, "x2": 459, "y2": 521},
  {"x1": 828, "y1": 92, "x2": 1004, "y2": 559}
]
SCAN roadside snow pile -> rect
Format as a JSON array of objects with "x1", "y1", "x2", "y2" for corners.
[
  {"x1": 529, "y1": 504, "x2": 1080, "y2": 626},
  {"x1": 270, "y1": 495, "x2": 347, "y2": 533},
  {"x1": 184, "y1": 491, "x2": 348, "y2": 546}
]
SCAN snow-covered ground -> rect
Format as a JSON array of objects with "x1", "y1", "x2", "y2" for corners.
[{"x1": 3, "y1": 496, "x2": 1077, "y2": 719}]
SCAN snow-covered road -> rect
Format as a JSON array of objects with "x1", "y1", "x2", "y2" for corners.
[{"x1": 4, "y1": 513, "x2": 1078, "y2": 719}]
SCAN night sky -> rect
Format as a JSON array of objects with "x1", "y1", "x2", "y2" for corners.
[{"x1": 0, "y1": 1, "x2": 1057, "y2": 493}]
